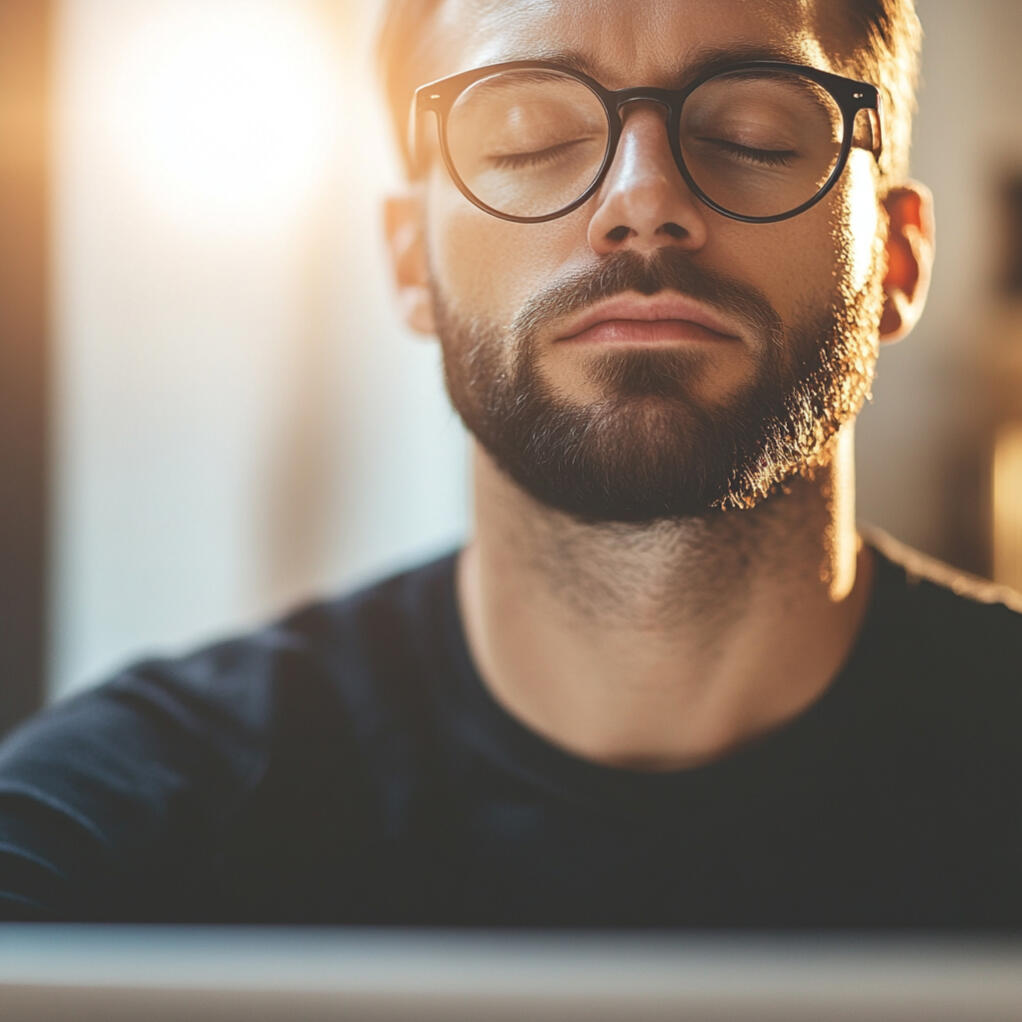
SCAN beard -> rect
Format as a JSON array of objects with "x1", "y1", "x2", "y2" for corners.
[{"x1": 432, "y1": 246, "x2": 885, "y2": 524}]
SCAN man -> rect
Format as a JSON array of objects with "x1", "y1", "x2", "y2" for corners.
[{"x1": 1, "y1": 0, "x2": 1019, "y2": 927}]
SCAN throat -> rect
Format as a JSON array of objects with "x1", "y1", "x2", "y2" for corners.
[{"x1": 457, "y1": 439, "x2": 870, "y2": 771}]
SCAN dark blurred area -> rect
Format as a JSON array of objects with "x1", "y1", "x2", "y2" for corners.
[
  {"x1": 1003, "y1": 176, "x2": 1022, "y2": 295},
  {"x1": 0, "y1": 0, "x2": 51, "y2": 734}
]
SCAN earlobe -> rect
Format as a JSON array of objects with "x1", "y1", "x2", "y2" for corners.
[
  {"x1": 878, "y1": 181, "x2": 935, "y2": 344},
  {"x1": 383, "y1": 193, "x2": 437, "y2": 337}
]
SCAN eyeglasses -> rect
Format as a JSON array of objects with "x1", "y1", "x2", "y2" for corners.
[{"x1": 410, "y1": 60, "x2": 883, "y2": 225}]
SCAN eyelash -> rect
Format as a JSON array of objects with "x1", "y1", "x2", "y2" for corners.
[
  {"x1": 490, "y1": 138, "x2": 594, "y2": 169},
  {"x1": 490, "y1": 136, "x2": 797, "y2": 172},
  {"x1": 700, "y1": 138, "x2": 797, "y2": 167}
]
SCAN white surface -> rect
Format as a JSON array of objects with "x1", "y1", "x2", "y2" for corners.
[{"x1": 2, "y1": 929, "x2": 1022, "y2": 1022}]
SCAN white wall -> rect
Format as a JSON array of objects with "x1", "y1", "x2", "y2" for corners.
[{"x1": 50, "y1": 0, "x2": 468, "y2": 698}]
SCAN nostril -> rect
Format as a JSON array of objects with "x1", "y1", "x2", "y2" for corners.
[{"x1": 604, "y1": 222, "x2": 687, "y2": 246}]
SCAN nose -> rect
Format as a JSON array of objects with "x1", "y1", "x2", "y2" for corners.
[{"x1": 586, "y1": 102, "x2": 709, "y2": 256}]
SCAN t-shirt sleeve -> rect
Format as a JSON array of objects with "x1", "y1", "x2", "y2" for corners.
[{"x1": 0, "y1": 632, "x2": 284, "y2": 921}]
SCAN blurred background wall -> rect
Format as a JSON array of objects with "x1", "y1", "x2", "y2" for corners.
[
  {"x1": 47, "y1": 0, "x2": 469, "y2": 701},
  {"x1": 855, "y1": 0, "x2": 1022, "y2": 581},
  {"x1": 1, "y1": 0, "x2": 1020, "y2": 719}
]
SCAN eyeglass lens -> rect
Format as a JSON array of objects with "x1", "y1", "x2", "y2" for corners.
[{"x1": 444, "y1": 67, "x2": 845, "y2": 220}]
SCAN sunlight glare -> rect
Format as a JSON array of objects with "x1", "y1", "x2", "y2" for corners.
[{"x1": 107, "y1": 1, "x2": 340, "y2": 238}]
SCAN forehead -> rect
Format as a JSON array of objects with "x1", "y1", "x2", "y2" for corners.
[{"x1": 426, "y1": 0, "x2": 838, "y2": 87}]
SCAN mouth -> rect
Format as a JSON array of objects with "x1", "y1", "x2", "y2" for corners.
[{"x1": 556, "y1": 292, "x2": 742, "y2": 346}]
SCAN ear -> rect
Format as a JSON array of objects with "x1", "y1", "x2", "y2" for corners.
[
  {"x1": 878, "y1": 181, "x2": 935, "y2": 344},
  {"x1": 383, "y1": 192, "x2": 437, "y2": 336}
]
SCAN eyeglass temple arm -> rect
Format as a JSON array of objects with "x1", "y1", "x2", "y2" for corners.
[
  {"x1": 854, "y1": 89, "x2": 884, "y2": 162},
  {"x1": 407, "y1": 90, "x2": 442, "y2": 177}
]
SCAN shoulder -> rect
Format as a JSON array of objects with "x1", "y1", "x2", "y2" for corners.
[
  {"x1": 2, "y1": 549, "x2": 459, "y2": 775},
  {"x1": 863, "y1": 525, "x2": 1022, "y2": 643},
  {"x1": 0, "y1": 552, "x2": 459, "y2": 903},
  {"x1": 859, "y1": 525, "x2": 1022, "y2": 728}
]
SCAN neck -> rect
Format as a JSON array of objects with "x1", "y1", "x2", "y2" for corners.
[{"x1": 457, "y1": 425, "x2": 874, "y2": 771}]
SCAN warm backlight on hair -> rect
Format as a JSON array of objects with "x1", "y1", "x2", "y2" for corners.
[{"x1": 105, "y1": 1, "x2": 340, "y2": 237}]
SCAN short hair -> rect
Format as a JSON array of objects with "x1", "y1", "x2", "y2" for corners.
[
  {"x1": 375, "y1": 0, "x2": 444, "y2": 173},
  {"x1": 824, "y1": 0, "x2": 922, "y2": 184},
  {"x1": 376, "y1": 0, "x2": 922, "y2": 187}
]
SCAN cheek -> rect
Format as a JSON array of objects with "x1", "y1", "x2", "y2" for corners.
[
  {"x1": 825, "y1": 156, "x2": 883, "y2": 294},
  {"x1": 833, "y1": 154, "x2": 883, "y2": 292},
  {"x1": 711, "y1": 167, "x2": 881, "y2": 326},
  {"x1": 425, "y1": 170, "x2": 584, "y2": 324},
  {"x1": 709, "y1": 218, "x2": 836, "y2": 326}
]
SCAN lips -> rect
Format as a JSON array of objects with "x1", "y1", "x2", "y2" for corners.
[{"x1": 556, "y1": 293, "x2": 741, "y2": 344}]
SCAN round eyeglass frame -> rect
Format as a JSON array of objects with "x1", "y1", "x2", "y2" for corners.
[{"x1": 410, "y1": 59, "x2": 883, "y2": 225}]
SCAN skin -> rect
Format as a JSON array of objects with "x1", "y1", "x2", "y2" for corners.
[{"x1": 385, "y1": 0, "x2": 935, "y2": 770}]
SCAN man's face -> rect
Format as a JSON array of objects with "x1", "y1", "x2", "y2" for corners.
[{"x1": 411, "y1": 0, "x2": 889, "y2": 523}]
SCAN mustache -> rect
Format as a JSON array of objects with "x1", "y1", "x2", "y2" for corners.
[{"x1": 510, "y1": 248, "x2": 782, "y2": 344}]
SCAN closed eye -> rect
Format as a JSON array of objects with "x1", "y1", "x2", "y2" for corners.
[
  {"x1": 489, "y1": 137, "x2": 598, "y2": 169},
  {"x1": 697, "y1": 138, "x2": 797, "y2": 167}
]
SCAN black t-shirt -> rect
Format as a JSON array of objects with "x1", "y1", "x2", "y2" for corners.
[{"x1": 1, "y1": 533, "x2": 1020, "y2": 927}]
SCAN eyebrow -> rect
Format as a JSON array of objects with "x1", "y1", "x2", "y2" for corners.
[{"x1": 498, "y1": 42, "x2": 818, "y2": 90}]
